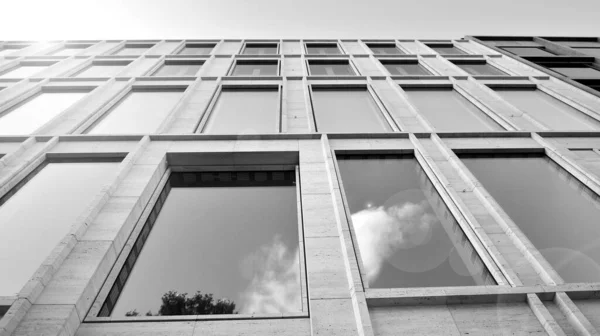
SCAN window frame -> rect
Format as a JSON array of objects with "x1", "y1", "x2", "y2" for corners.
[
  {"x1": 306, "y1": 59, "x2": 359, "y2": 76},
  {"x1": 0, "y1": 60, "x2": 57, "y2": 78},
  {"x1": 450, "y1": 59, "x2": 510, "y2": 77},
  {"x1": 147, "y1": 59, "x2": 205, "y2": 77},
  {"x1": 240, "y1": 42, "x2": 280, "y2": 55},
  {"x1": 47, "y1": 43, "x2": 93, "y2": 56},
  {"x1": 86, "y1": 162, "x2": 308, "y2": 322},
  {"x1": 379, "y1": 59, "x2": 436, "y2": 76},
  {"x1": 425, "y1": 43, "x2": 468, "y2": 55},
  {"x1": 111, "y1": 43, "x2": 155, "y2": 56},
  {"x1": 70, "y1": 60, "x2": 133, "y2": 78},
  {"x1": 176, "y1": 43, "x2": 217, "y2": 56},
  {"x1": 366, "y1": 43, "x2": 405, "y2": 55},
  {"x1": 227, "y1": 59, "x2": 281, "y2": 77},
  {"x1": 304, "y1": 42, "x2": 343, "y2": 55},
  {"x1": 501, "y1": 46, "x2": 556, "y2": 57},
  {"x1": 195, "y1": 84, "x2": 283, "y2": 134}
]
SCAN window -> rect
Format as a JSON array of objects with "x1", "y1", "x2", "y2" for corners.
[
  {"x1": 0, "y1": 64, "x2": 52, "y2": 78},
  {"x1": 113, "y1": 44, "x2": 154, "y2": 56},
  {"x1": 72, "y1": 61, "x2": 131, "y2": 78},
  {"x1": 426, "y1": 44, "x2": 466, "y2": 55},
  {"x1": 231, "y1": 60, "x2": 278, "y2": 76},
  {"x1": 454, "y1": 62, "x2": 507, "y2": 76},
  {"x1": 493, "y1": 88, "x2": 599, "y2": 130},
  {"x1": 311, "y1": 87, "x2": 390, "y2": 133},
  {"x1": 575, "y1": 48, "x2": 600, "y2": 58},
  {"x1": 0, "y1": 91, "x2": 88, "y2": 135},
  {"x1": 549, "y1": 66, "x2": 600, "y2": 78},
  {"x1": 305, "y1": 43, "x2": 341, "y2": 55},
  {"x1": 337, "y1": 154, "x2": 494, "y2": 288},
  {"x1": 86, "y1": 89, "x2": 183, "y2": 134},
  {"x1": 203, "y1": 88, "x2": 279, "y2": 134},
  {"x1": 98, "y1": 170, "x2": 302, "y2": 317},
  {"x1": 403, "y1": 88, "x2": 501, "y2": 132},
  {"x1": 242, "y1": 43, "x2": 278, "y2": 55},
  {"x1": 461, "y1": 154, "x2": 600, "y2": 283},
  {"x1": 177, "y1": 43, "x2": 215, "y2": 55},
  {"x1": 381, "y1": 61, "x2": 432, "y2": 76},
  {"x1": 308, "y1": 60, "x2": 355, "y2": 76},
  {"x1": 0, "y1": 159, "x2": 120, "y2": 297},
  {"x1": 49, "y1": 44, "x2": 92, "y2": 56},
  {"x1": 555, "y1": 41, "x2": 600, "y2": 48},
  {"x1": 151, "y1": 61, "x2": 203, "y2": 77},
  {"x1": 367, "y1": 43, "x2": 403, "y2": 55},
  {"x1": 502, "y1": 47, "x2": 556, "y2": 57}
]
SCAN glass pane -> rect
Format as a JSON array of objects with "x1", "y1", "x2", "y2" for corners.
[
  {"x1": 312, "y1": 88, "x2": 390, "y2": 133},
  {"x1": 0, "y1": 161, "x2": 119, "y2": 296},
  {"x1": 456, "y1": 63, "x2": 507, "y2": 76},
  {"x1": 107, "y1": 171, "x2": 301, "y2": 316},
  {"x1": 551, "y1": 67, "x2": 600, "y2": 78},
  {"x1": 152, "y1": 64, "x2": 202, "y2": 77},
  {"x1": 429, "y1": 46, "x2": 465, "y2": 55},
  {"x1": 114, "y1": 47, "x2": 151, "y2": 56},
  {"x1": 337, "y1": 155, "x2": 494, "y2": 288},
  {"x1": 575, "y1": 48, "x2": 600, "y2": 58},
  {"x1": 370, "y1": 46, "x2": 403, "y2": 55},
  {"x1": 87, "y1": 91, "x2": 182, "y2": 134},
  {"x1": 503, "y1": 47, "x2": 556, "y2": 57},
  {"x1": 306, "y1": 45, "x2": 341, "y2": 55},
  {"x1": 0, "y1": 92, "x2": 87, "y2": 135},
  {"x1": 231, "y1": 63, "x2": 277, "y2": 76},
  {"x1": 309, "y1": 62, "x2": 355, "y2": 76},
  {"x1": 0, "y1": 65, "x2": 48, "y2": 78},
  {"x1": 243, "y1": 45, "x2": 278, "y2": 55},
  {"x1": 462, "y1": 155, "x2": 600, "y2": 283},
  {"x1": 204, "y1": 89, "x2": 278, "y2": 134},
  {"x1": 383, "y1": 63, "x2": 431, "y2": 76},
  {"x1": 178, "y1": 46, "x2": 213, "y2": 55},
  {"x1": 404, "y1": 89, "x2": 501, "y2": 131},
  {"x1": 495, "y1": 89, "x2": 599, "y2": 130},
  {"x1": 74, "y1": 64, "x2": 127, "y2": 78}
]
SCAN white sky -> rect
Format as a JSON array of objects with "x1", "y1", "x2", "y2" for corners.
[{"x1": 0, "y1": 0, "x2": 599, "y2": 41}]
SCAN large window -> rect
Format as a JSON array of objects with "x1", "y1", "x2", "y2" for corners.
[
  {"x1": 311, "y1": 87, "x2": 390, "y2": 133},
  {"x1": 0, "y1": 64, "x2": 52, "y2": 78},
  {"x1": 403, "y1": 88, "x2": 502, "y2": 132},
  {"x1": 308, "y1": 60, "x2": 355, "y2": 76},
  {"x1": 86, "y1": 89, "x2": 183, "y2": 134},
  {"x1": 337, "y1": 154, "x2": 494, "y2": 288},
  {"x1": 72, "y1": 61, "x2": 131, "y2": 78},
  {"x1": 113, "y1": 44, "x2": 153, "y2": 56},
  {"x1": 242, "y1": 43, "x2": 278, "y2": 55},
  {"x1": 381, "y1": 61, "x2": 432, "y2": 76},
  {"x1": 0, "y1": 91, "x2": 88, "y2": 135},
  {"x1": 493, "y1": 88, "x2": 599, "y2": 130},
  {"x1": 502, "y1": 47, "x2": 556, "y2": 57},
  {"x1": 305, "y1": 43, "x2": 341, "y2": 55},
  {"x1": 202, "y1": 87, "x2": 279, "y2": 134},
  {"x1": 0, "y1": 159, "x2": 119, "y2": 297},
  {"x1": 151, "y1": 61, "x2": 203, "y2": 77},
  {"x1": 550, "y1": 66, "x2": 600, "y2": 78},
  {"x1": 454, "y1": 62, "x2": 507, "y2": 76},
  {"x1": 178, "y1": 43, "x2": 215, "y2": 55},
  {"x1": 367, "y1": 43, "x2": 403, "y2": 55},
  {"x1": 461, "y1": 154, "x2": 600, "y2": 283},
  {"x1": 98, "y1": 170, "x2": 302, "y2": 317},
  {"x1": 231, "y1": 60, "x2": 278, "y2": 76},
  {"x1": 426, "y1": 44, "x2": 466, "y2": 55}
]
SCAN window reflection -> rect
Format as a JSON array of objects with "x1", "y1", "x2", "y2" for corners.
[
  {"x1": 455, "y1": 63, "x2": 507, "y2": 76},
  {"x1": 306, "y1": 43, "x2": 341, "y2": 55},
  {"x1": 337, "y1": 155, "x2": 494, "y2": 288},
  {"x1": 382, "y1": 62, "x2": 431, "y2": 76},
  {"x1": 368, "y1": 44, "x2": 403, "y2": 55},
  {"x1": 178, "y1": 44, "x2": 215, "y2": 55},
  {"x1": 101, "y1": 171, "x2": 302, "y2": 317},
  {"x1": 309, "y1": 61, "x2": 355, "y2": 76},
  {"x1": 231, "y1": 61, "x2": 278, "y2": 76},
  {"x1": 243, "y1": 44, "x2": 278, "y2": 55}
]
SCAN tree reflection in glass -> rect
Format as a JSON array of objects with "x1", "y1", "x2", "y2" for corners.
[{"x1": 336, "y1": 154, "x2": 495, "y2": 288}]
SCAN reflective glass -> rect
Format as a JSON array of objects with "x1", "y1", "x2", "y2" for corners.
[
  {"x1": 178, "y1": 46, "x2": 214, "y2": 55},
  {"x1": 231, "y1": 62, "x2": 277, "y2": 76},
  {"x1": 428, "y1": 46, "x2": 465, "y2": 55},
  {"x1": 0, "y1": 161, "x2": 119, "y2": 296},
  {"x1": 337, "y1": 155, "x2": 494, "y2": 288},
  {"x1": 309, "y1": 62, "x2": 355, "y2": 76},
  {"x1": 575, "y1": 48, "x2": 600, "y2": 58},
  {"x1": 0, "y1": 65, "x2": 48, "y2": 78},
  {"x1": 383, "y1": 62, "x2": 431, "y2": 76},
  {"x1": 152, "y1": 64, "x2": 202, "y2": 77},
  {"x1": 74, "y1": 63, "x2": 128, "y2": 78},
  {"x1": 312, "y1": 88, "x2": 390, "y2": 133},
  {"x1": 369, "y1": 45, "x2": 403, "y2": 55},
  {"x1": 403, "y1": 89, "x2": 501, "y2": 131},
  {"x1": 551, "y1": 67, "x2": 600, "y2": 78},
  {"x1": 495, "y1": 89, "x2": 599, "y2": 130},
  {"x1": 462, "y1": 155, "x2": 600, "y2": 283},
  {"x1": 243, "y1": 44, "x2": 278, "y2": 55},
  {"x1": 456, "y1": 63, "x2": 507, "y2": 76},
  {"x1": 0, "y1": 92, "x2": 87, "y2": 135},
  {"x1": 114, "y1": 46, "x2": 151, "y2": 55},
  {"x1": 503, "y1": 47, "x2": 556, "y2": 57},
  {"x1": 107, "y1": 171, "x2": 301, "y2": 316},
  {"x1": 204, "y1": 89, "x2": 278, "y2": 134},
  {"x1": 306, "y1": 44, "x2": 341, "y2": 55},
  {"x1": 87, "y1": 90, "x2": 182, "y2": 134}
]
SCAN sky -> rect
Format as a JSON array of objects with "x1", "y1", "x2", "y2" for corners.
[{"x1": 0, "y1": 0, "x2": 599, "y2": 41}]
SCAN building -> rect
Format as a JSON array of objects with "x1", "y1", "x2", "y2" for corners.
[{"x1": 0, "y1": 38, "x2": 600, "y2": 336}]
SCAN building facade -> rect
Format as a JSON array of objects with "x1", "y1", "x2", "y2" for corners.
[{"x1": 0, "y1": 38, "x2": 599, "y2": 335}]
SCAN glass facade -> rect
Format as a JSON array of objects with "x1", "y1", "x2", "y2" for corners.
[
  {"x1": 306, "y1": 43, "x2": 341, "y2": 55},
  {"x1": 309, "y1": 61, "x2": 355, "y2": 76},
  {"x1": 382, "y1": 62, "x2": 431, "y2": 76},
  {"x1": 427, "y1": 45, "x2": 466, "y2": 55},
  {"x1": 243, "y1": 43, "x2": 278, "y2": 55},
  {"x1": 178, "y1": 44, "x2": 214, "y2": 55},
  {"x1": 503, "y1": 47, "x2": 556, "y2": 57},
  {"x1": 231, "y1": 61, "x2": 278, "y2": 76},
  {"x1": 550, "y1": 66, "x2": 600, "y2": 78},
  {"x1": 455, "y1": 63, "x2": 507, "y2": 76},
  {"x1": 368, "y1": 44, "x2": 403, "y2": 55},
  {"x1": 0, "y1": 91, "x2": 87, "y2": 135},
  {"x1": 0, "y1": 161, "x2": 119, "y2": 297}
]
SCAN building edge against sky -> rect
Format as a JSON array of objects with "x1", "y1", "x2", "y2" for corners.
[{"x1": 0, "y1": 36, "x2": 600, "y2": 335}]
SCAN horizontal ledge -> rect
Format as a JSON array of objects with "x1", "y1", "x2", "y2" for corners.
[{"x1": 85, "y1": 312, "x2": 309, "y2": 323}]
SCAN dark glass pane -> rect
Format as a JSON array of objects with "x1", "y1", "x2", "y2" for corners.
[
  {"x1": 243, "y1": 44, "x2": 278, "y2": 55},
  {"x1": 403, "y1": 89, "x2": 502, "y2": 131},
  {"x1": 428, "y1": 46, "x2": 465, "y2": 55},
  {"x1": 152, "y1": 64, "x2": 202, "y2": 77},
  {"x1": 306, "y1": 44, "x2": 341, "y2": 55},
  {"x1": 309, "y1": 62, "x2": 355, "y2": 76},
  {"x1": 178, "y1": 46, "x2": 213, "y2": 55},
  {"x1": 0, "y1": 161, "x2": 119, "y2": 296},
  {"x1": 383, "y1": 63, "x2": 431, "y2": 76},
  {"x1": 204, "y1": 89, "x2": 278, "y2": 134},
  {"x1": 231, "y1": 63, "x2": 278, "y2": 76},
  {"x1": 456, "y1": 63, "x2": 507, "y2": 76},
  {"x1": 370, "y1": 46, "x2": 403, "y2": 55},
  {"x1": 312, "y1": 88, "x2": 390, "y2": 133},
  {"x1": 337, "y1": 155, "x2": 493, "y2": 288},
  {"x1": 495, "y1": 89, "x2": 599, "y2": 130},
  {"x1": 575, "y1": 48, "x2": 600, "y2": 58},
  {"x1": 551, "y1": 67, "x2": 600, "y2": 78},
  {"x1": 503, "y1": 47, "x2": 556, "y2": 57},
  {"x1": 108, "y1": 172, "x2": 301, "y2": 316},
  {"x1": 462, "y1": 155, "x2": 600, "y2": 283}
]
